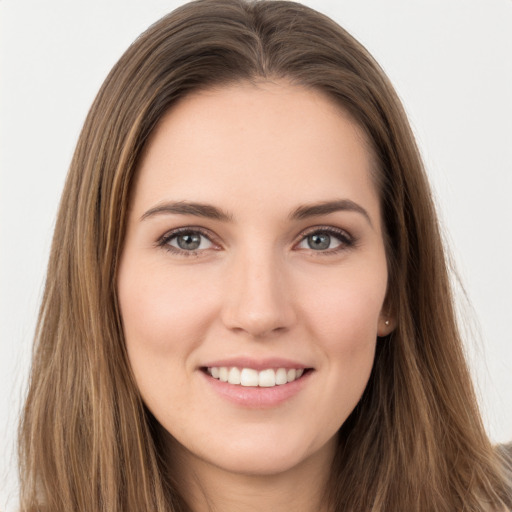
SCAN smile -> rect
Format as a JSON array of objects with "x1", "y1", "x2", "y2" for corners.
[{"x1": 206, "y1": 367, "x2": 305, "y2": 387}]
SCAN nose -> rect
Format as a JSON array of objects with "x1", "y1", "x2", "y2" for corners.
[{"x1": 220, "y1": 248, "x2": 296, "y2": 338}]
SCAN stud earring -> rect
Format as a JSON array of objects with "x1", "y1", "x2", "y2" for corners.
[{"x1": 385, "y1": 320, "x2": 390, "y2": 326}]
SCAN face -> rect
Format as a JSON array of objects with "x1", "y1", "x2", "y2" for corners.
[{"x1": 118, "y1": 81, "x2": 393, "y2": 479}]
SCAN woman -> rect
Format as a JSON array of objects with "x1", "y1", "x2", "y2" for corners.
[{"x1": 18, "y1": 0, "x2": 512, "y2": 511}]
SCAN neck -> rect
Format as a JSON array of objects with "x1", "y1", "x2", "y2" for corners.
[{"x1": 164, "y1": 434, "x2": 336, "y2": 512}]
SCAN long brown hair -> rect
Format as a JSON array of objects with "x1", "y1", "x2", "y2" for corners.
[{"x1": 19, "y1": 1, "x2": 512, "y2": 510}]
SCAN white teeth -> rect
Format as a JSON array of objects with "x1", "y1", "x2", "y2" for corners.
[
  {"x1": 228, "y1": 367, "x2": 241, "y2": 385},
  {"x1": 219, "y1": 367, "x2": 229, "y2": 382},
  {"x1": 275, "y1": 368, "x2": 288, "y2": 385},
  {"x1": 258, "y1": 369, "x2": 276, "y2": 387},
  {"x1": 240, "y1": 368, "x2": 259, "y2": 387},
  {"x1": 207, "y1": 366, "x2": 306, "y2": 387}
]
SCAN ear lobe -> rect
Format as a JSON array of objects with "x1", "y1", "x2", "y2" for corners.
[{"x1": 377, "y1": 314, "x2": 396, "y2": 337}]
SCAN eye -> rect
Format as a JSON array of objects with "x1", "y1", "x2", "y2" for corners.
[
  {"x1": 296, "y1": 227, "x2": 353, "y2": 252},
  {"x1": 158, "y1": 228, "x2": 215, "y2": 254}
]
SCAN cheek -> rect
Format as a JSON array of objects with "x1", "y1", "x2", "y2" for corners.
[
  {"x1": 118, "y1": 259, "x2": 218, "y2": 354},
  {"x1": 302, "y1": 263, "x2": 387, "y2": 347},
  {"x1": 314, "y1": 290, "x2": 380, "y2": 380},
  {"x1": 302, "y1": 278, "x2": 383, "y2": 426},
  {"x1": 299, "y1": 261, "x2": 387, "y2": 409},
  {"x1": 117, "y1": 259, "x2": 219, "y2": 412}
]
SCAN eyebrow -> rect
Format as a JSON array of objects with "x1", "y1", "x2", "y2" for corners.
[
  {"x1": 289, "y1": 199, "x2": 373, "y2": 227},
  {"x1": 140, "y1": 201, "x2": 233, "y2": 222},
  {"x1": 140, "y1": 198, "x2": 372, "y2": 226}
]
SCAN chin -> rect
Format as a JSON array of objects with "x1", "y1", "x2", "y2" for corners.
[{"x1": 169, "y1": 425, "x2": 337, "y2": 478}]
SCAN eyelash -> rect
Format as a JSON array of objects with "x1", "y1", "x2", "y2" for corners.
[
  {"x1": 298, "y1": 226, "x2": 355, "y2": 255},
  {"x1": 156, "y1": 225, "x2": 356, "y2": 257},
  {"x1": 157, "y1": 226, "x2": 218, "y2": 257}
]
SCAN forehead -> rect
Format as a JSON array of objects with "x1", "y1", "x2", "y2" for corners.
[{"x1": 132, "y1": 81, "x2": 380, "y2": 225}]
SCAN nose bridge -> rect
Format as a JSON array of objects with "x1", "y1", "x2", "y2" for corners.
[{"x1": 221, "y1": 242, "x2": 295, "y2": 337}]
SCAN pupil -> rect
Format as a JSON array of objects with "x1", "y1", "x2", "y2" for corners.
[
  {"x1": 177, "y1": 233, "x2": 201, "y2": 250},
  {"x1": 308, "y1": 233, "x2": 330, "y2": 250}
]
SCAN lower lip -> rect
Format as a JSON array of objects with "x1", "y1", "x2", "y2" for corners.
[{"x1": 200, "y1": 370, "x2": 312, "y2": 408}]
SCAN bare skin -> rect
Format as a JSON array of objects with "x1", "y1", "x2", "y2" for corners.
[
  {"x1": 163, "y1": 428, "x2": 335, "y2": 512},
  {"x1": 118, "y1": 80, "x2": 394, "y2": 512}
]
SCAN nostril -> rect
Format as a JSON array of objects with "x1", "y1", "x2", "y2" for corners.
[{"x1": 220, "y1": 262, "x2": 297, "y2": 336}]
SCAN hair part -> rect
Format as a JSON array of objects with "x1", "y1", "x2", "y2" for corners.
[{"x1": 19, "y1": 1, "x2": 512, "y2": 511}]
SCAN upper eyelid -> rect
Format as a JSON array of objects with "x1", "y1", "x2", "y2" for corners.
[
  {"x1": 293, "y1": 226, "x2": 355, "y2": 254},
  {"x1": 296, "y1": 225, "x2": 353, "y2": 240},
  {"x1": 156, "y1": 228, "x2": 220, "y2": 259},
  {"x1": 157, "y1": 224, "x2": 354, "y2": 250},
  {"x1": 160, "y1": 226, "x2": 216, "y2": 241},
  {"x1": 157, "y1": 226, "x2": 221, "y2": 251}
]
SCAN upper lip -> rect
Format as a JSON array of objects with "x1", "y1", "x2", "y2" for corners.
[{"x1": 201, "y1": 357, "x2": 311, "y2": 371}]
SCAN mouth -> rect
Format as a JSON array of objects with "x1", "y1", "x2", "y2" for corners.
[{"x1": 202, "y1": 366, "x2": 310, "y2": 388}]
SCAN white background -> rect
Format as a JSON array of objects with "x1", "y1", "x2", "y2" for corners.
[{"x1": 1, "y1": 1, "x2": 511, "y2": 510}]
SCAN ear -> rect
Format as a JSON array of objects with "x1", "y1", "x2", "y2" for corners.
[{"x1": 377, "y1": 311, "x2": 396, "y2": 337}]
